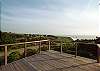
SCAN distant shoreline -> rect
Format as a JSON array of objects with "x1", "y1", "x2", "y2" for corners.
[{"x1": 67, "y1": 35, "x2": 96, "y2": 40}]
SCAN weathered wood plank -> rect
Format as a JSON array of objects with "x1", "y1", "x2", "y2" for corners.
[
  {"x1": 25, "y1": 56, "x2": 43, "y2": 71},
  {"x1": 20, "y1": 59, "x2": 37, "y2": 71},
  {"x1": 32, "y1": 61, "x2": 53, "y2": 71},
  {"x1": 14, "y1": 60, "x2": 25, "y2": 71},
  {"x1": 4, "y1": 64, "x2": 12, "y2": 71},
  {"x1": 9, "y1": 63, "x2": 17, "y2": 71},
  {"x1": 25, "y1": 54, "x2": 54, "y2": 71},
  {"x1": 30, "y1": 61, "x2": 44, "y2": 71},
  {"x1": 39, "y1": 54, "x2": 55, "y2": 60},
  {"x1": 23, "y1": 58, "x2": 40, "y2": 71},
  {"x1": 44, "y1": 60, "x2": 65, "y2": 68},
  {"x1": 7, "y1": 63, "x2": 18, "y2": 71},
  {"x1": 0, "y1": 65, "x2": 7, "y2": 71},
  {"x1": 1, "y1": 51, "x2": 100, "y2": 71},
  {"x1": 79, "y1": 63, "x2": 100, "y2": 71},
  {"x1": 43, "y1": 51, "x2": 69, "y2": 59},
  {"x1": 64, "y1": 67, "x2": 86, "y2": 71},
  {"x1": 60, "y1": 58, "x2": 80, "y2": 67},
  {"x1": 11, "y1": 62, "x2": 22, "y2": 71}
]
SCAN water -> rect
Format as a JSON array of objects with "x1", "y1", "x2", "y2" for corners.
[{"x1": 67, "y1": 35, "x2": 96, "y2": 40}]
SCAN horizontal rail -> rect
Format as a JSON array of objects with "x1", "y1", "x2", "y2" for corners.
[
  {"x1": 0, "y1": 40, "x2": 99, "y2": 65},
  {"x1": 0, "y1": 40, "x2": 50, "y2": 65},
  {"x1": 0, "y1": 40, "x2": 49, "y2": 47}
]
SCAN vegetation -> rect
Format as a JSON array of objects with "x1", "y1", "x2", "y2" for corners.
[
  {"x1": 77, "y1": 43, "x2": 97, "y2": 59},
  {"x1": 26, "y1": 49, "x2": 37, "y2": 57},
  {"x1": 0, "y1": 31, "x2": 98, "y2": 65},
  {"x1": 0, "y1": 56, "x2": 4, "y2": 65},
  {"x1": 40, "y1": 45, "x2": 48, "y2": 51},
  {"x1": 0, "y1": 32, "x2": 16, "y2": 44},
  {"x1": 0, "y1": 31, "x2": 73, "y2": 51},
  {"x1": 95, "y1": 37, "x2": 100, "y2": 44},
  {"x1": 8, "y1": 51, "x2": 21, "y2": 63},
  {"x1": 53, "y1": 46, "x2": 61, "y2": 51},
  {"x1": 75, "y1": 39, "x2": 96, "y2": 43}
]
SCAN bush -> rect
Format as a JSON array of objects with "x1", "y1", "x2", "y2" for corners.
[
  {"x1": 8, "y1": 51, "x2": 21, "y2": 63},
  {"x1": 26, "y1": 49, "x2": 37, "y2": 57},
  {"x1": 41, "y1": 46, "x2": 48, "y2": 51},
  {"x1": 53, "y1": 46, "x2": 61, "y2": 51},
  {"x1": 0, "y1": 56, "x2": 4, "y2": 65}
]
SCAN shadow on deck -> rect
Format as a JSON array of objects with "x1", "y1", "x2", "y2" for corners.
[{"x1": 0, "y1": 50, "x2": 100, "y2": 71}]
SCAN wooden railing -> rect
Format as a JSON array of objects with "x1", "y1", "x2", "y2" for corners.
[
  {"x1": 0, "y1": 40, "x2": 99, "y2": 65},
  {"x1": 0, "y1": 40, "x2": 50, "y2": 65}
]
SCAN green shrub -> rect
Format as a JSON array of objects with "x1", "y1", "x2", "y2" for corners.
[
  {"x1": 41, "y1": 46, "x2": 48, "y2": 51},
  {"x1": 26, "y1": 49, "x2": 37, "y2": 57},
  {"x1": 0, "y1": 56, "x2": 4, "y2": 65},
  {"x1": 8, "y1": 51, "x2": 21, "y2": 63},
  {"x1": 53, "y1": 46, "x2": 60, "y2": 51}
]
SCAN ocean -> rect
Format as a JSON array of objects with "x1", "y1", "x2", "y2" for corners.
[{"x1": 67, "y1": 35, "x2": 97, "y2": 40}]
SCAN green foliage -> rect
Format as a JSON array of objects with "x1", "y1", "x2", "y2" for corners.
[
  {"x1": 77, "y1": 43, "x2": 97, "y2": 59},
  {"x1": 75, "y1": 39, "x2": 95, "y2": 43},
  {"x1": 95, "y1": 37, "x2": 100, "y2": 44},
  {"x1": 8, "y1": 51, "x2": 21, "y2": 63},
  {"x1": 26, "y1": 49, "x2": 37, "y2": 57},
  {"x1": 1, "y1": 32, "x2": 16, "y2": 44},
  {"x1": 7, "y1": 45, "x2": 25, "y2": 51},
  {"x1": 41, "y1": 45, "x2": 48, "y2": 51},
  {"x1": 0, "y1": 56, "x2": 4, "y2": 65},
  {"x1": 0, "y1": 31, "x2": 74, "y2": 45},
  {"x1": 53, "y1": 46, "x2": 61, "y2": 51},
  {"x1": 33, "y1": 35, "x2": 47, "y2": 41},
  {"x1": 0, "y1": 58, "x2": 2, "y2": 65},
  {"x1": 57, "y1": 36, "x2": 73, "y2": 43},
  {"x1": 62, "y1": 37, "x2": 73, "y2": 43}
]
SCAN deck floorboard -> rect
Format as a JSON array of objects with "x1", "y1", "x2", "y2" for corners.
[{"x1": 0, "y1": 51, "x2": 100, "y2": 71}]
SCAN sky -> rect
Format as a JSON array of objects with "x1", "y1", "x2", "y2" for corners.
[{"x1": 0, "y1": 0, "x2": 100, "y2": 35}]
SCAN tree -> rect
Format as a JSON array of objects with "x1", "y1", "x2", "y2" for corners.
[{"x1": 1, "y1": 32, "x2": 16, "y2": 44}]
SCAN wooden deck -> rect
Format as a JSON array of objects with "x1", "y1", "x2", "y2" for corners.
[{"x1": 0, "y1": 50, "x2": 100, "y2": 71}]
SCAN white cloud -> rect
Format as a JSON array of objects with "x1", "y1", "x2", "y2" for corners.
[{"x1": 1, "y1": 0, "x2": 99, "y2": 35}]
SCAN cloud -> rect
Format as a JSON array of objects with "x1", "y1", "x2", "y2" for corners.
[
  {"x1": 99, "y1": 0, "x2": 100, "y2": 34},
  {"x1": 1, "y1": 0, "x2": 99, "y2": 35}
]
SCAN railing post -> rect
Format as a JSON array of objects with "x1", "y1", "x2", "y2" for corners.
[
  {"x1": 24, "y1": 43, "x2": 27, "y2": 57},
  {"x1": 5, "y1": 45, "x2": 7, "y2": 65},
  {"x1": 75, "y1": 43, "x2": 77, "y2": 58},
  {"x1": 49, "y1": 41, "x2": 51, "y2": 51},
  {"x1": 35, "y1": 42, "x2": 36, "y2": 46},
  {"x1": 39, "y1": 41, "x2": 41, "y2": 53},
  {"x1": 97, "y1": 44, "x2": 100, "y2": 63},
  {"x1": 60, "y1": 42, "x2": 62, "y2": 53}
]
